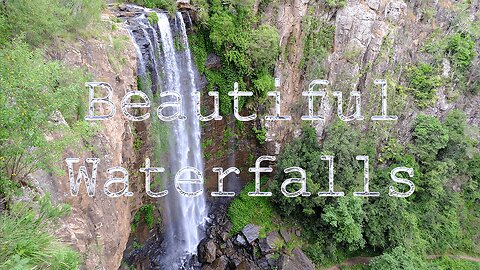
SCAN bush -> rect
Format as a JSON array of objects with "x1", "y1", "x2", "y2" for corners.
[
  {"x1": 446, "y1": 33, "x2": 475, "y2": 72},
  {"x1": 301, "y1": 11, "x2": 335, "y2": 79},
  {"x1": 0, "y1": 39, "x2": 93, "y2": 188},
  {"x1": 253, "y1": 72, "x2": 275, "y2": 99},
  {"x1": 252, "y1": 126, "x2": 267, "y2": 145},
  {"x1": 325, "y1": 0, "x2": 347, "y2": 8},
  {"x1": 129, "y1": 0, "x2": 176, "y2": 14},
  {"x1": 0, "y1": 195, "x2": 80, "y2": 269},
  {"x1": 247, "y1": 24, "x2": 280, "y2": 71},
  {"x1": 369, "y1": 247, "x2": 427, "y2": 270},
  {"x1": 407, "y1": 63, "x2": 442, "y2": 108},
  {"x1": 321, "y1": 197, "x2": 366, "y2": 251},
  {"x1": 147, "y1": 12, "x2": 159, "y2": 25},
  {"x1": 131, "y1": 204, "x2": 157, "y2": 230}
]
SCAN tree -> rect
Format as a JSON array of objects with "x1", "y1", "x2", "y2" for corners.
[
  {"x1": 412, "y1": 114, "x2": 449, "y2": 163},
  {"x1": 369, "y1": 247, "x2": 427, "y2": 270},
  {"x1": 321, "y1": 197, "x2": 366, "y2": 251},
  {"x1": 247, "y1": 24, "x2": 280, "y2": 71}
]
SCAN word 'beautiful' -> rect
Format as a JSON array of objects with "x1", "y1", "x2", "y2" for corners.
[{"x1": 84, "y1": 79, "x2": 397, "y2": 122}]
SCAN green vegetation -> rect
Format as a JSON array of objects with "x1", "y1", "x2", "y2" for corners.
[
  {"x1": 446, "y1": 33, "x2": 476, "y2": 73},
  {"x1": 424, "y1": 30, "x2": 477, "y2": 93},
  {"x1": 407, "y1": 63, "x2": 442, "y2": 108},
  {"x1": 0, "y1": 0, "x2": 103, "y2": 46},
  {"x1": 128, "y1": 0, "x2": 177, "y2": 14},
  {"x1": 147, "y1": 12, "x2": 159, "y2": 25},
  {"x1": 0, "y1": 39, "x2": 94, "y2": 199},
  {"x1": 325, "y1": 0, "x2": 347, "y2": 8},
  {"x1": 0, "y1": 1, "x2": 101, "y2": 267},
  {"x1": 252, "y1": 126, "x2": 267, "y2": 145},
  {"x1": 228, "y1": 179, "x2": 275, "y2": 236},
  {"x1": 301, "y1": 9, "x2": 335, "y2": 79},
  {"x1": 267, "y1": 109, "x2": 479, "y2": 266},
  {"x1": 0, "y1": 195, "x2": 80, "y2": 269},
  {"x1": 188, "y1": 0, "x2": 280, "y2": 115},
  {"x1": 131, "y1": 204, "x2": 157, "y2": 231}
]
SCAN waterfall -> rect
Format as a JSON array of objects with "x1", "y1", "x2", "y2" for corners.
[{"x1": 127, "y1": 7, "x2": 207, "y2": 268}]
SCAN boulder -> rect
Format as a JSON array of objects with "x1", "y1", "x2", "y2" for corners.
[
  {"x1": 278, "y1": 247, "x2": 315, "y2": 270},
  {"x1": 235, "y1": 260, "x2": 260, "y2": 270},
  {"x1": 235, "y1": 234, "x2": 248, "y2": 246},
  {"x1": 266, "y1": 231, "x2": 282, "y2": 249},
  {"x1": 202, "y1": 255, "x2": 229, "y2": 270},
  {"x1": 198, "y1": 238, "x2": 217, "y2": 263},
  {"x1": 242, "y1": 224, "x2": 261, "y2": 243},
  {"x1": 279, "y1": 229, "x2": 291, "y2": 243},
  {"x1": 258, "y1": 238, "x2": 272, "y2": 255}
]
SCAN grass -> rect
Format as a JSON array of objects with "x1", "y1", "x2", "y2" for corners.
[{"x1": 0, "y1": 195, "x2": 80, "y2": 269}]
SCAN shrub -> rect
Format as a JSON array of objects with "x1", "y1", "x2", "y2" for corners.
[
  {"x1": 131, "y1": 204, "x2": 157, "y2": 230},
  {"x1": 446, "y1": 33, "x2": 475, "y2": 72},
  {"x1": 369, "y1": 247, "x2": 427, "y2": 270},
  {"x1": 130, "y1": 0, "x2": 176, "y2": 14},
  {"x1": 252, "y1": 126, "x2": 267, "y2": 145},
  {"x1": 247, "y1": 24, "x2": 280, "y2": 71},
  {"x1": 301, "y1": 10, "x2": 335, "y2": 84},
  {"x1": 407, "y1": 63, "x2": 442, "y2": 108},
  {"x1": 0, "y1": 39, "x2": 93, "y2": 188},
  {"x1": 325, "y1": 0, "x2": 347, "y2": 8},
  {"x1": 253, "y1": 72, "x2": 275, "y2": 99},
  {"x1": 147, "y1": 12, "x2": 159, "y2": 25}
]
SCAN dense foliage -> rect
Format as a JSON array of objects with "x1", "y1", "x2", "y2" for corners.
[
  {"x1": 0, "y1": 0, "x2": 103, "y2": 46},
  {"x1": 264, "y1": 111, "x2": 480, "y2": 266},
  {"x1": 189, "y1": 0, "x2": 280, "y2": 115}
]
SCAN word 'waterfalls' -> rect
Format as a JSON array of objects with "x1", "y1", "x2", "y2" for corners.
[
  {"x1": 84, "y1": 79, "x2": 397, "y2": 122},
  {"x1": 65, "y1": 156, "x2": 414, "y2": 199}
]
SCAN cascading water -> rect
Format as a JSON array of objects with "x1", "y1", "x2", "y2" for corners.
[{"x1": 126, "y1": 6, "x2": 207, "y2": 269}]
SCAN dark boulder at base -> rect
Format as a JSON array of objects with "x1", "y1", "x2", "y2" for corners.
[
  {"x1": 205, "y1": 53, "x2": 221, "y2": 70},
  {"x1": 201, "y1": 255, "x2": 230, "y2": 270},
  {"x1": 235, "y1": 260, "x2": 261, "y2": 270},
  {"x1": 198, "y1": 238, "x2": 217, "y2": 263}
]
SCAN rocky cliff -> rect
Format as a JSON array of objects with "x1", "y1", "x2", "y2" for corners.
[
  {"x1": 27, "y1": 10, "x2": 141, "y2": 270},
  {"x1": 266, "y1": 0, "x2": 479, "y2": 145}
]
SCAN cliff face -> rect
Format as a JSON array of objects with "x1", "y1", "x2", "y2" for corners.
[
  {"x1": 265, "y1": 0, "x2": 479, "y2": 146},
  {"x1": 29, "y1": 11, "x2": 141, "y2": 270}
]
